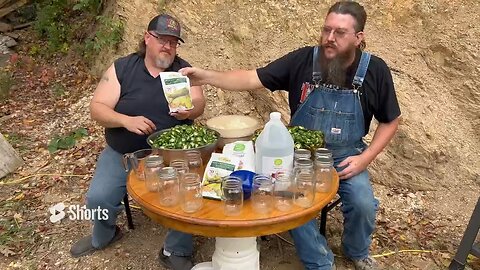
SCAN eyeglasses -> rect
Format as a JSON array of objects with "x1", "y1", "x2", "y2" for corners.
[
  {"x1": 321, "y1": 26, "x2": 357, "y2": 39},
  {"x1": 147, "y1": 32, "x2": 180, "y2": 48}
]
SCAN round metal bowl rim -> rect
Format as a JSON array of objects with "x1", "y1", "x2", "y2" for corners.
[{"x1": 147, "y1": 127, "x2": 220, "y2": 151}]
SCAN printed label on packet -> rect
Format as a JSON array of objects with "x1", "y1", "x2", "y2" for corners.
[{"x1": 160, "y1": 72, "x2": 194, "y2": 113}]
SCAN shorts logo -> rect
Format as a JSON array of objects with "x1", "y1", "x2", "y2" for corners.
[{"x1": 49, "y1": 203, "x2": 66, "y2": 223}]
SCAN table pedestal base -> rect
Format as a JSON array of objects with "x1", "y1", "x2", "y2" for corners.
[{"x1": 191, "y1": 237, "x2": 260, "y2": 270}]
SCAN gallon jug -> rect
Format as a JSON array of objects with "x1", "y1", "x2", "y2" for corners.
[{"x1": 255, "y1": 112, "x2": 294, "y2": 179}]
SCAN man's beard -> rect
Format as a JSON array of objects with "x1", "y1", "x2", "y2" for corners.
[
  {"x1": 319, "y1": 44, "x2": 356, "y2": 88},
  {"x1": 155, "y1": 55, "x2": 174, "y2": 69}
]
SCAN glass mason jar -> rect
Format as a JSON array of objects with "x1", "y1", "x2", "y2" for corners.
[
  {"x1": 294, "y1": 148, "x2": 312, "y2": 161},
  {"x1": 273, "y1": 172, "x2": 294, "y2": 212},
  {"x1": 314, "y1": 148, "x2": 333, "y2": 160},
  {"x1": 144, "y1": 155, "x2": 164, "y2": 192},
  {"x1": 294, "y1": 171, "x2": 316, "y2": 208},
  {"x1": 185, "y1": 150, "x2": 203, "y2": 175},
  {"x1": 180, "y1": 172, "x2": 203, "y2": 213},
  {"x1": 158, "y1": 167, "x2": 180, "y2": 207},
  {"x1": 251, "y1": 174, "x2": 274, "y2": 215},
  {"x1": 294, "y1": 158, "x2": 314, "y2": 177},
  {"x1": 170, "y1": 159, "x2": 189, "y2": 179},
  {"x1": 221, "y1": 175, "x2": 243, "y2": 216},
  {"x1": 314, "y1": 156, "x2": 334, "y2": 193}
]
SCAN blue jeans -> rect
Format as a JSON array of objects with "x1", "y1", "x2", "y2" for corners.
[
  {"x1": 290, "y1": 170, "x2": 378, "y2": 269},
  {"x1": 86, "y1": 146, "x2": 193, "y2": 255}
]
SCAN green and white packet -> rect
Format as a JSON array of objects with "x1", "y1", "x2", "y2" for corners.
[{"x1": 160, "y1": 72, "x2": 194, "y2": 113}]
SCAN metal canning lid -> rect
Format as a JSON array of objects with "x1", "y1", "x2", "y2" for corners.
[
  {"x1": 294, "y1": 148, "x2": 311, "y2": 158},
  {"x1": 315, "y1": 156, "x2": 333, "y2": 166},
  {"x1": 145, "y1": 155, "x2": 164, "y2": 167},
  {"x1": 315, "y1": 148, "x2": 332, "y2": 158},
  {"x1": 294, "y1": 158, "x2": 314, "y2": 168}
]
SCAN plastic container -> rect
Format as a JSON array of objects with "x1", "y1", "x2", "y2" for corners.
[{"x1": 255, "y1": 112, "x2": 294, "y2": 179}]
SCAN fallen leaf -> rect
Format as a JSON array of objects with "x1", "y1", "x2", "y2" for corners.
[{"x1": 0, "y1": 245, "x2": 16, "y2": 257}]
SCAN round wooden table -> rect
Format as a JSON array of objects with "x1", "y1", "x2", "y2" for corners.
[{"x1": 127, "y1": 171, "x2": 339, "y2": 270}]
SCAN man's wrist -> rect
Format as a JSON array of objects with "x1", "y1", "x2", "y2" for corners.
[{"x1": 361, "y1": 148, "x2": 377, "y2": 164}]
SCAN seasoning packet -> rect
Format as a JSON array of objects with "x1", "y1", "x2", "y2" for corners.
[
  {"x1": 222, "y1": 141, "x2": 255, "y2": 172},
  {"x1": 159, "y1": 72, "x2": 194, "y2": 113},
  {"x1": 202, "y1": 153, "x2": 240, "y2": 200}
]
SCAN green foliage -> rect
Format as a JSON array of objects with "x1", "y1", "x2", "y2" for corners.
[
  {"x1": 0, "y1": 69, "x2": 14, "y2": 102},
  {"x1": 50, "y1": 82, "x2": 67, "y2": 98},
  {"x1": 0, "y1": 200, "x2": 38, "y2": 257},
  {"x1": 33, "y1": 0, "x2": 122, "y2": 58},
  {"x1": 83, "y1": 16, "x2": 124, "y2": 59},
  {"x1": 3, "y1": 133, "x2": 28, "y2": 154},
  {"x1": 47, "y1": 127, "x2": 88, "y2": 153},
  {"x1": 157, "y1": 0, "x2": 167, "y2": 13},
  {"x1": 73, "y1": 0, "x2": 102, "y2": 13},
  {"x1": 34, "y1": 0, "x2": 72, "y2": 53}
]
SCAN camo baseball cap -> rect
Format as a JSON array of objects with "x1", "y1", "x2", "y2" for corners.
[{"x1": 147, "y1": 14, "x2": 184, "y2": 43}]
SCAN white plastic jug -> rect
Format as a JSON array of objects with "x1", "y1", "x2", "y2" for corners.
[{"x1": 255, "y1": 112, "x2": 294, "y2": 179}]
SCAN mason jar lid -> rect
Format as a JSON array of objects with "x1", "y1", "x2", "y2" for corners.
[
  {"x1": 315, "y1": 148, "x2": 332, "y2": 158},
  {"x1": 294, "y1": 148, "x2": 311, "y2": 160},
  {"x1": 294, "y1": 158, "x2": 314, "y2": 168}
]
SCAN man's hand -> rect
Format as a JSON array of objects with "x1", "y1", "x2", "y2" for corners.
[
  {"x1": 179, "y1": 67, "x2": 207, "y2": 86},
  {"x1": 123, "y1": 116, "x2": 156, "y2": 135},
  {"x1": 337, "y1": 154, "x2": 371, "y2": 180},
  {"x1": 169, "y1": 110, "x2": 191, "y2": 121}
]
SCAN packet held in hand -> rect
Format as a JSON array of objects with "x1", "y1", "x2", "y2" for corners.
[
  {"x1": 202, "y1": 153, "x2": 240, "y2": 200},
  {"x1": 160, "y1": 72, "x2": 194, "y2": 112}
]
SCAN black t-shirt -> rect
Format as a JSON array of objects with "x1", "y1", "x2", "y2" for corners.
[
  {"x1": 256, "y1": 46, "x2": 401, "y2": 135},
  {"x1": 105, "y1": 53, "x2": 193, "y2": 154}
]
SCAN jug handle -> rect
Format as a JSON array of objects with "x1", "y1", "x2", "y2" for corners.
[{"x1": 122, "y1": 153, "x2": 132, "y2": 172}]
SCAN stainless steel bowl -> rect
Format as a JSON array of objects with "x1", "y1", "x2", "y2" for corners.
[{"x1": 147, "y1": 127, "x2": 220, "y2": 165}]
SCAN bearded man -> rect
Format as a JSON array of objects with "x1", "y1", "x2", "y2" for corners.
[
  {"x1": 70, "y1": 14, "x2": 205, "y2": 270},
  {"x1": 181, "y1": 1, "x2": 400, "y2": 269}
]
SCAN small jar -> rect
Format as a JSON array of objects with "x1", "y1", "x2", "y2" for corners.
[
  {"x1": 185, "y1": 150, "x2": 203, "y2": 175},
  {"x1": 251, "y1": 174, "x2": 274, "y2": 215},
  {"x1": 144, "y1": 155, "x2": 164, "y2": 192},
  {"x1": 273, "y1": 172, "x2": 294, "y2": 212},
  {"x1": 314, "y1": 156, "x2": 334, "y2": 193},
  {"x1": 294, "y1": 171, "x2": 316, "y2": 208},
  {"x1": 158, "y1": 167, "x2": 180, "y2": 207},
  {"x1": 294, "y1": 149, "x2": 311, "y2": 161},
  {"x1": 180, "y1": 173, "x2": 203, "y2": 213},
  {"x1": 221, "y1": 175, "x2": 244, "y2": 216}
]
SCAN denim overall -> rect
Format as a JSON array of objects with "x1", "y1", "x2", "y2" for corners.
[{"x1": 288, "y1": 47, "x2": 378, "y2": 269}]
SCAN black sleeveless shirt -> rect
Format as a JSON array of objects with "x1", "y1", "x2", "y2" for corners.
[{"x1": 105, "y1": 53, "x2": 193, "y2": 154}]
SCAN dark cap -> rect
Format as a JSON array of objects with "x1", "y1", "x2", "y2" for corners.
[{"x1": 147, "y1": 14, "x2": 184, "y2": 43}]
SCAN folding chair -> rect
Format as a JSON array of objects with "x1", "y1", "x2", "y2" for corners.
[
  {"x1": 449, "y1": 196, "x2": 480, "y2": 269},
  {"x1": 123, "y1": 193, "x2": 135, "y2": 230},
  {"x1": 319, "y1": 197, "x2": 341, "y2": 238}
]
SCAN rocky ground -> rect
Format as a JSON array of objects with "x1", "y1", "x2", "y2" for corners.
[{"x1": 1, "y1": 0, "x2": 479, "y2": 269}]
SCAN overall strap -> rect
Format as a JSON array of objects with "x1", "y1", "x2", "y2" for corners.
[
  {"x1": 312, "y1": 46, "x2": 322, "y2": 87},
  {"x1": 352, "y1": 52, "x2": 371, "y2": 90}
]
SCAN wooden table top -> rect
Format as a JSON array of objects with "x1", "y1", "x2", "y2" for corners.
[{"x1": 127, "y1": 171, "x2": 339, "y2": 237}]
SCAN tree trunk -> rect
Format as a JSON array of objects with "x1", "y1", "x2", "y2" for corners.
[{"x1": 0, "y1": 132, "x2": 23, "y2": 178}]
